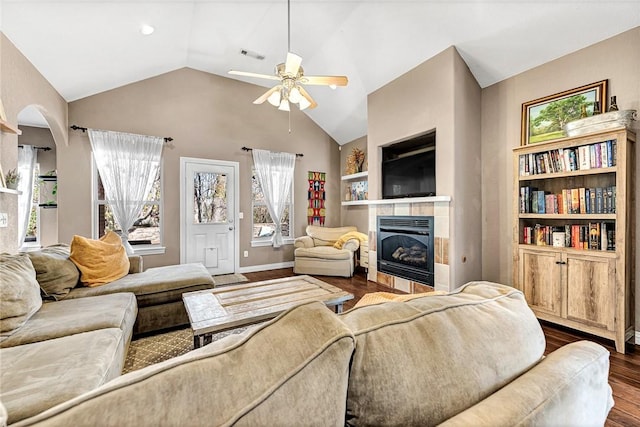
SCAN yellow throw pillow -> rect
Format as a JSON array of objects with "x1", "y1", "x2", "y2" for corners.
[
  {"x1": 70, "y1": 231, "x2": 130, "y2": 287},
  {"x1": 353, "y1": 291, "x2": 446, "y2": 308},
  {"x1": 333, "y1": 231, "x2": 368, "y2": 249}
]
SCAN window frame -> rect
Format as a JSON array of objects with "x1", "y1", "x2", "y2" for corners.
[
  {"x1": 250, "y1": 168, "x2": 295, "y2": 247},
  {"x1": 91, "y1": 157, "x2": 165, "y2": 255}
]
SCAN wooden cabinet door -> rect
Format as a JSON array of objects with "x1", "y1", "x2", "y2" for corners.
[
  {"x1": 565, "y1": 253, "x2": 616, "y2": 331},
  {"x1": 518, "y1": 248, "x2": 562, "y2": 317}
]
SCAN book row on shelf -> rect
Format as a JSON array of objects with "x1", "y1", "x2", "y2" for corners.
[
  {"x1": 519, "y1": 185, "x2": 616, "y2": 215},
  {"x1": 522, "y1": 222, "x2": 615, "y2": 251},
  {"x1": 519, "y1": 139, "x2": 617, "y2": 176}
]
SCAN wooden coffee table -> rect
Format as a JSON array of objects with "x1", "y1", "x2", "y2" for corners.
[{"x1": 182, "y1": 275, "x2": 354, "y2": 348}]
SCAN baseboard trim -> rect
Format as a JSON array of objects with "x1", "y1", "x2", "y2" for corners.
[{"x1": 238, "y1": 261, "x2": 294, "y2": 274}]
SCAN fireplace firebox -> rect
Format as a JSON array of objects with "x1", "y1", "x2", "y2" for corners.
[{"x1": 377, "y1": 215, "x2": 434, "y2": 285}]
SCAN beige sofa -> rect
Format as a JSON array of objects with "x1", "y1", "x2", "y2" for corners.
[
  {"x1": 294, "y1": 225, "x2": 363, "y2": 277},
  {"x1": 8, "y1": 281, "x2": 613, "y2": 426},
  {"x1": 0, "y1": 246, "x2": 215, "y2": 425}
]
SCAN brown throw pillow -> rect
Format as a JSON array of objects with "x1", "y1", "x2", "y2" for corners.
[
  {"x1": 0, "y1": 253, "x2": 43, "y2": 340},
  {"x1": 27, "y1": 244, "x2": 80, "y2": 300},
  {"x1": 70, "y1": 231, "x2": 130, "y2": 287}
]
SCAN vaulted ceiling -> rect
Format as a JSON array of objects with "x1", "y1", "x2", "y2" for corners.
[{"x1": 2, "y1": 1, "x2": 639, "y2": 144}]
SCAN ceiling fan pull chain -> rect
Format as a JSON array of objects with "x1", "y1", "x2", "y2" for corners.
[{"x1": 288, "y1": 109, "x2": 292, "y2": 133}]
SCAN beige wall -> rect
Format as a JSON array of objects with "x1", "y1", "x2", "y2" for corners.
[
  {"x1": 63, "y1": 67, "x2": 340, "y2": 269},
  {"x1": 340, "y1": 135, "x2": 368, "y2": 232},
  {"x1": 18, "y1": 126, "x2": 58, "y2": 247},
  {"x1": 0, "y1": 33, "x2": 67, "y2": 253},
  {"x1": 480, "y1": 27, "x2": 640, "y2": 330},
  {"x1": 368, "y1": 46, "x2": 482, "y2": 288}
]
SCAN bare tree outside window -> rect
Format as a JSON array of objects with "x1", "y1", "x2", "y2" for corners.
[
  {"x1": 193, "y1": 172, "x2": 227, "y2": 224},
  {"x1": 251, "y1": 169, "x2": 291, "y2": 239},
  {"x1": 97, "y1": 167, "x2": 161, "y2": 245}
]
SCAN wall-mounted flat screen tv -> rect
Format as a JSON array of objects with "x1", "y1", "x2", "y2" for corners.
[{"x1": 382, "y1": 130, "x2": 436, "y2": 199}]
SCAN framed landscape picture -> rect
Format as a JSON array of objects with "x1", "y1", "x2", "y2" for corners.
[{"x1": 521, "y1": 80, "x2": 607, "y2": 145}]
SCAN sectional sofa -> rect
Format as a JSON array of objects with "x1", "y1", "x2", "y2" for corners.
[
  {"x1": 0, "y1": 245, "x2": 214, "y2": 424},
  {"x1": 3, "y1": 280, "x2": 614, "y2": 426}
]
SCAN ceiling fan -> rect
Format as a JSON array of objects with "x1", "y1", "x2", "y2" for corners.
[{"x1": 228, "y1": 0, "x2": 348, "y2": 111}]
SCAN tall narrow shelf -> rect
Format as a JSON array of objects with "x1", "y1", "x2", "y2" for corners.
[
  {"x1": 341, "y1": 171, "x2": 368, "y2": 206},
  {"x1": 512, "y1": 126, "x2": 635, "y2": 353}
]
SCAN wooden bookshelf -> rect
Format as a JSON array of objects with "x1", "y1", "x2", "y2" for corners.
[{"x1": 512, "y1": 127, "x2": 635, "y2": 353}]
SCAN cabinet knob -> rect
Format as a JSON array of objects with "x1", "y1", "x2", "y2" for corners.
[{"x1": 555, "y1": 261, "x2": 567, "y2": 265}]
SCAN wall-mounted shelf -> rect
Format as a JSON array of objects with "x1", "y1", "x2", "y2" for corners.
[
  {"x1": 341, "y1": 171, "x2": 368, "y2": 181},
  {"x1": 0, "y1": 187, "x2": 22, "y2": 195},
  {"x1": 341, "y1": 200, "x2": 370, "y2": 206},
  {"x1": 0, "y1": 119, "x2": 22, "y2": 135}
]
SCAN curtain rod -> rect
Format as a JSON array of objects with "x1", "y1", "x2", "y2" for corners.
[
  {"x1": 18, "y1": 145, "x2": 52, "y2": 151},
  {"x1": 241, "y1": 146, "x2": 303, "y2": 158},
  {"x1": 70, "y1": 125, "x2": 174, "y2": 143}
]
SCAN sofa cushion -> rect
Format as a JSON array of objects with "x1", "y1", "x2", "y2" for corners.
[
  {"x1": 70, "y1": 231, "x2": 130, "y2": 287},
  {"x1": 0, "y1": 293, "x2": 137, "y2": 349},
  {"x1": 26, "y1": 244, "x2": 79, "y2": 300},
  {"x1": 0, "y1": 254, "x2": 42, "y2": 341},
  {"x1": 306, "y1": 225, "x2": 357, "y2": 246},
  {"x1": 440, "y1": 341, "x2": 613, "y2": 427},
  {"x1": 340, "y1": 281, "x2": 546, "y2": 426},
  {"x1": 16, "y1": 301, "x2": 355, "y2": 427},
  {"x1": 0, "y1": 328, "x2": 126, "y2": 424},
  {"x1": 64, "y1": 263, "x2": 214, "y2": 307},
  {"x1": 295, "y1": 246, "x2": 353, "y2": 260}
]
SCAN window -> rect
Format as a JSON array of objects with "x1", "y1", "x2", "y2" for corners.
[
  {"x1": 23, "y1": 163, "x2": 40, "y2": 247},
  {"x1": 93, "y1": 159, "x2": 164, "y2": 254},
  {"x1": 251, "y1": 169, "x2": 293, "y2": 246}
]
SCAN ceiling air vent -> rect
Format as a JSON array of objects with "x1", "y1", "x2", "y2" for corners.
[{"x1": 240, "y1": 49, "x2": 265, "y2": 60}]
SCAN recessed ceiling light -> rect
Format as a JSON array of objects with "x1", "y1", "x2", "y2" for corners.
[{"x1": 140, "y1": 24, "x2": 155, "y2": 36}]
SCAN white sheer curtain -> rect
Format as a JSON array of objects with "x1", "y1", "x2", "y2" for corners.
[
  {"x1": 88, "y1": 129, "x2": 163, "y2": 254},
  {"x1": 252, "y1": 149, "x2": 295, "y2": 248},
  {"x1": 17, "y1": 145, "x2": 37, "y2": 246}
]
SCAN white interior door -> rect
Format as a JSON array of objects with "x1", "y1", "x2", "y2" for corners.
[{"x1": 180, "y1": 157, "x2": 239, "y2": 275}]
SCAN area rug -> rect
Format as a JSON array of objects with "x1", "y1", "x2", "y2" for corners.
[
  {"x1": 212, "y1": 273, "x2": 249, "y2": 287},
  {"x1": 123, "y1": 326, "x2": 248, "y2": 374}
]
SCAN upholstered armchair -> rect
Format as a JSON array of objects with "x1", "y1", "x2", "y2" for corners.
[{"x1": 293, "y1": 225, "x2": 366, "y2": 278}]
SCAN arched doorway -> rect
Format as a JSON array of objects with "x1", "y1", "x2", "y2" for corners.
[{"x1": 17, "y1": 105, "x2": 58, "y2": 248}]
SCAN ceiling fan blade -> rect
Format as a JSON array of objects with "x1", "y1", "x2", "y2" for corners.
[
  {"x1": 297, "y1": 86, "x2": 318, "y2": 110},
  {"x1": 229, "y1": 70, "x2": 280, "y2": 81},
  {"x1": 284, "y1": 52, "x2": 302, "y2": 76},
  {"x1": 253, "y1": 86, "x2": 282, "y2": 104},
  {"x1": 301, "y1": 75, "x2": 348, "y2": 86}
]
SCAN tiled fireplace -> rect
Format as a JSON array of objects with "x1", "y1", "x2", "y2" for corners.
[{"x1": 367, "y1": 197, "x2": 451, "y2": 293}]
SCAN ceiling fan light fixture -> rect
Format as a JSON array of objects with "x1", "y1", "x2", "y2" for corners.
[
  {"x1": 278, "y1": 99, "x2": 290, "y2": 111},
  {"x1": 268, "y1": 90, "x2": 282, "y2": 107},
  {"x1": 298, "y1": 96, "x2": 311, "y2": 110},
  {"x1": 289, "y1": 86, "x2": 302, "y2": 103}
]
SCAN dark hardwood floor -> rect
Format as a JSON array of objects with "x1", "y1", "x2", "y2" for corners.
[{"x1": 243, "y1": 268, "x2": 640, "y2": 425}]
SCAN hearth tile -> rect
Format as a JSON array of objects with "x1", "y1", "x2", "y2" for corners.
[
  {"x1": 435, "y1": 215, "x2": 449, "y2": 238},
  {"x1": 377, "y1": 205, "x2": 393, "y2": 216},
  {"x1": 377, "y1": 272, "x2": 394, "y2": 288},
  {"x1": 394, "y1": 203, "x2": 411, "y2": 216},
  {"x1": 442, "y1": 238, "x2": 449, "y2": 265},
  {"x1": 434, "y1": 263, "x2": 450, "y2": 292},
  {"x1": 434, "y1": 201, "x2": 449, "y2": 217},
  {"x1": 394, "y1": 277, "x2": 411, "y2": 293},
  {"x1": 411, "y1": 203, "x2": 433, "y2": 216},
  {"x1": 412, "y1": 282, "x2": 435, "y2": 294},
  {"x1": 369, "y1": 230, "x2": 377, "y2": 251}
]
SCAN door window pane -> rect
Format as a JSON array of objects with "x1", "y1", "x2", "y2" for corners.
[{"x1": 193, "y1": 172, "x2": 227, "y2": 224}]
